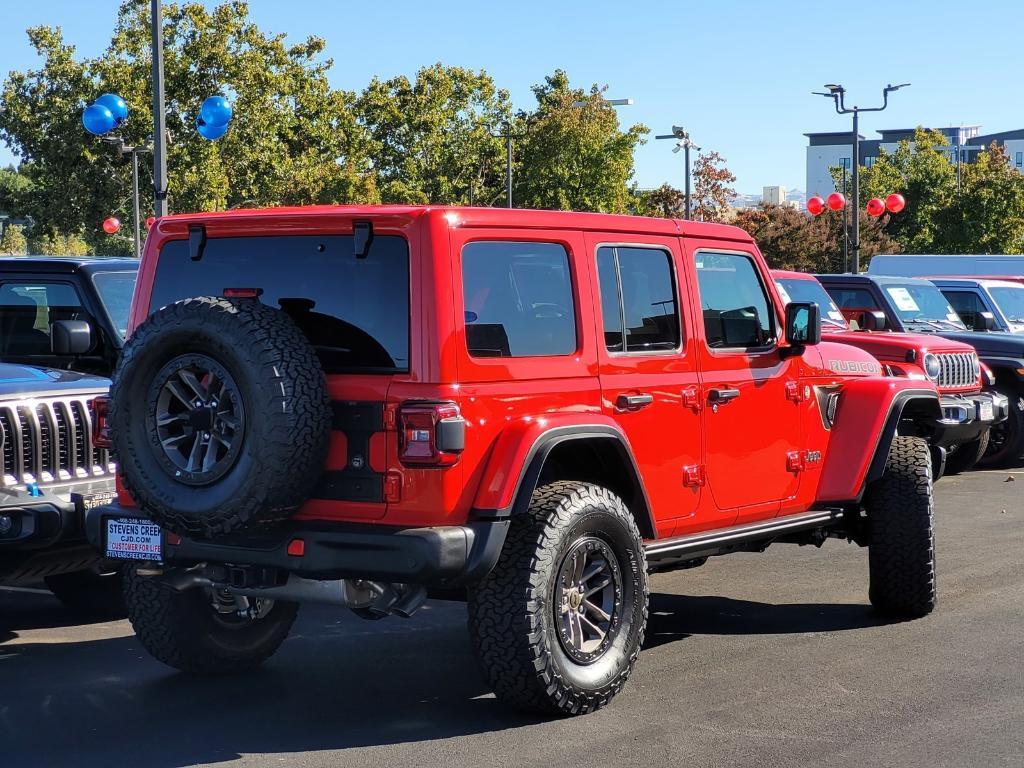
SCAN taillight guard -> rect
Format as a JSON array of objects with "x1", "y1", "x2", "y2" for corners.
[{"x1": 398, "y1": 402, "x2": 465, "y2": 467}]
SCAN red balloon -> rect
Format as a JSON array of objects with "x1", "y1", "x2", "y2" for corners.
[
  {"x1": 102, "y1": 217, "x2": 121, "y2": 234},
  {"x1": 826, "y1": 192, "x2": 846, "y2": 211},
  {"x1": 866, "y1": 198, "x2": 886, "y2": 217},
  {"x1": 145, "y1": 216, "x2": 156, "y2": 229},
  {"x1": 885, "y1": 193, "x2": 906, "y2": 213},
  {"x1": 806, "y1": 196, "x2": 826, "y2": 216}
]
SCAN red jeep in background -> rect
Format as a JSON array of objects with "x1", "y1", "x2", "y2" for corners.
[
  {"x1": 87, "y1": 206, "x2": 940, "y2": 716},
  {"x1": 773, "y1": 270, "x2": 1006, "y2": 475}
]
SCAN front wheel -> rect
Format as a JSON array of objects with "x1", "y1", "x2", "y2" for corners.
[
  {"x1": 468, "y1": 481, "x2": 648, "y2": 716},
  {"x1": 124, "y1": 566, "x2": 299, "y2": 675},
  {"x1": 978, "y1": 389, "x2": 1024, "y2": 468},
  {"x1": 865, "y1": 436, "x2": 936, "y2": 618}
]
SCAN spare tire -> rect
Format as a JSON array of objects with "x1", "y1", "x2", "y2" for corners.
[{"x1": 111, "y1": 297, "x2": 331, "y2": 538}]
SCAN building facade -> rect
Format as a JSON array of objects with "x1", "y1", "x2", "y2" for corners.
[{"x1": 805, "y1": 125, "x2": 1024, "y2": 196}]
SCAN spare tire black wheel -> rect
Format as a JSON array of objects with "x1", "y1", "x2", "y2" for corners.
[{"x1": 111, "y1": 297, "x2": 331, "y2": 538}]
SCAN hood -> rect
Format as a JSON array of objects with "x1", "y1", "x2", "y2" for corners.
[
  {"x1": 822, "y1": 329, "x2": 973, "y2": 363},
  {"x1": 0, "y1": 362, "x2": 110, "y2": 398},
  {"x1": 937, "y1": 331, "x2": 1024, "y2": 358},
  {"x1": 813, "y1": 340, "x2": 884, "y2": 377}
]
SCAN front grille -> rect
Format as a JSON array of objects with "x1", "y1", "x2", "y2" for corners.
[
  {"x1": 0, "y1": 396, "x2": 114, "y2": 487},
  {"x1": 936, "y1": 352, "x2": 977, "y2": 389}
]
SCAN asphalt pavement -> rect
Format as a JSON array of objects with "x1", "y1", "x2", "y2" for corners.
[{"x1": 1, "y1": 467, "x2": 1022, "y2": 768}]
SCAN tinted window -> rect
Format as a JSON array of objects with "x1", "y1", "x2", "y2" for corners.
[
  {"x1": 0, "y1": 281, "x2": 89, "y2": 357},
  {"x1": 596, "y1": 246, "x2": 680, "y2": 352},
  {"x1": 774, "y1": 278, "x2": 847, "y2": 329},
  {"x1": 462, "y1": 242, "x2": 576, "y2": 358},
  {"x1": 91, "y1": 270, "x2": 138, "y2": 339},
  {"x1": 151, "y1": 235, "x2": 409, "y2": 373},
  {"x1": 695, "y1": 252, "x2": 774, "y2": 349},
  {"x1": 943, "y1": 290, "x2": 986, "y2": 319},
  {"x1": 827, "y1": 287, "x2": 881, "y2": 312}
]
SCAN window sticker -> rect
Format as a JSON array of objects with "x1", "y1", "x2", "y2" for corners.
[
  {"x1": 828, "y1": 310, "x2": 846, "y2": 322},
  {"x1": 947, "y1": 312, "x2": 961, "y2": 322},
  {"x1": 887, "y1": 287, "x2": 920, "y2": 313}
]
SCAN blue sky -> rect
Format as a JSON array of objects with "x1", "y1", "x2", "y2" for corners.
[{"x1": 1, "y1": 0, "x2": 1021, "y2": 194}]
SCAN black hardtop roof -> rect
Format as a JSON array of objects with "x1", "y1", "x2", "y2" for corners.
[
  {"x1": 816, "y1": 273, "x2": 935, "y2": 286},
  {"x1": 0, "y1": 256, "x2": 139, "y2": 274}
]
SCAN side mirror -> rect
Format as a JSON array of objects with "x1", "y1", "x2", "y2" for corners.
[
  {"x1": 859, "y1": 310, "x2": 887, "y2": 331},
  {"x1": 784, "y1": 302, "x2": 821, "y2": 352},
  {"x1": 976, "y1": 311, "x2": 997, "y2": 331},
  {"x1": 51, "y1": 320, "x2": 92, "y2": 356}
]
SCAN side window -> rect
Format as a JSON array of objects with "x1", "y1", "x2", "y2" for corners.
[
  {"x1": 596, "y1": 246, "x2": 680, "y2": 353},
  {"x1": 943, "y1": 290, "x2": 986, "y2": 317},
  {"x1": 694, "y1": 252, "x2": 774, "y2": 349},
  {"x1": 828, "y1": 287, "x2": 881, "y2": 312},
  {"x1": 462, "y1": 241, "x2": 576, "y2": 358},
  {"x1": 0, "y1": 282, "x2": 89, "y2": 356}
]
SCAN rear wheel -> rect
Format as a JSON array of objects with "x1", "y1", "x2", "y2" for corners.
[
  {"x1": 865, "y1": 436, "x2": 936, "y2": 618},
  {"x1": 124, "y1": 566, "x2": 299, "y2": 675},
  {"x1": 45, "y1": 567, "x2": 126, "y2": 619},
  {"x1": 943, "y1": 429, "x2": 989, "y2": 475},
  {"x1": 978, "y1": 388, "x2": 1024, "y2": 468},
  {"x1": 468, "y1": 481, "x2": 648, "y2": 716}
]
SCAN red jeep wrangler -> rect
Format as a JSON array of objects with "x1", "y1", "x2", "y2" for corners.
[
  {"x1": 88, "y1": 206, "x2": 941, "y2": 716},
  {"x1": 772, "y1": 270, "x2": 1007, "y2": 475}
]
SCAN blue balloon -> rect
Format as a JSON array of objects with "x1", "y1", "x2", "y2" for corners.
[
  {"x1": 200, "y1": 96, "x2": 233, "y2": 128},
  {"x1": 95, "y1": 93, "x2": 128, "y2": 126},
  {"x1": 196, "y1": 116, "x2": 229, "y2": 140},
  {"x1": 82, "y1": 103, "x2": 115, "y2": 136}
]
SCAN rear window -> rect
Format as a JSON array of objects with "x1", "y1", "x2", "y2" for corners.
[{"x1": 150, "y1": 235, "x2": 409, "y2": 373}]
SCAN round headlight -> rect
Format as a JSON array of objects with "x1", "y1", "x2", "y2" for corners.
[
  {"x1": 923, "y1": 353, "x2": 941, "y2": 381},
  {"x1": 971, "y1": 354, "x2": 981, "y2": 379}
]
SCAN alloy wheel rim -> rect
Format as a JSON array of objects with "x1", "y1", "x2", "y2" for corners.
[
  {"x1": 554, "y1": 536, "x2": 623, "y2": 664},
  {"x1": 150, "y1": 354, "x2": 245, "y2": 485}
]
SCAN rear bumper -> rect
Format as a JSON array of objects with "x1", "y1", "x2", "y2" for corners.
[
  {"x1": 931, "y1": 391, "x2": 1009, "y2": 447},
  {"x1": 84, "y1": 503, "x2": 509, "y2": 587}
]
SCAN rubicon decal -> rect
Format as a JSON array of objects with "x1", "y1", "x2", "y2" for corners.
[{"x1": 829, "y1": 359, "x2": 882, "y2": 375}]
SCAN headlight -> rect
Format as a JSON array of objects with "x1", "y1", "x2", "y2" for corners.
[
  {"x1": 923, "y1": 353, "x2": 941, "y2": 381},
  {"x1": 971, "y1": 354, "x2": 981, "y2": 380}
]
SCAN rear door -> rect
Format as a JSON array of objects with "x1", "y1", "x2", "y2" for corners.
[
  {"x1": 685, "y1": 244, "x2": 802, "y2": 521},
  {"x1": 586, "y1": 233, "x2": 710, "y2": 537},
  {"x1": 148, "y1": 228, "x2": 411, "y2": 521}
]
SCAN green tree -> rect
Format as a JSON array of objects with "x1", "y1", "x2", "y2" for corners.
[
  {"x1": 691, "y1": 151, "x2": 736, "y2": 222},
  {"x1": 954, "y1": 142, "x2": 1024, "y2": 253},
  {"x1": 0, "y1": 1, "x2": 377, "y2": 246},
  {"x1": 0, "y1": 164, "x2": 33, "y2": 218},
  {"x1": 29, "y1": 230, "x2": 90, "y2": 256},
  {"x1": 514, "y1": 71, "x2": 648, "y2": 213},
  {"x1": 635, "y1": 183, "x2": 686, "y2": 218},
  {"x1": 0, "y1": 224, "x2": 28, "y2": 255},
  {"x1": 356, "y1": 64, "x2": 511, "y2": 205}
]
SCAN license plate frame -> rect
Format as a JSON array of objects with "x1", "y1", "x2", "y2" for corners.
[
  {"x1": 74, "y1": 491, "x2": 116, "y2": 512},
  {"x1": 979, "y1": 401, "x2": 994, "y2": 422},
  {"x1": 105, "y1": 517, "x2": 163, "y2": 561}
]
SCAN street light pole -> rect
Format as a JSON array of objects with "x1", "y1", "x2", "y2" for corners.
[
  {"x1": 655, "y1": 126, "x2": 700, "y2": 220},
  {"x1": 151, "y1": 0, "x2": 168, "y2": 218},
  {"x1": 814, "y1": 82, "x2": 909, "y2": 273}
]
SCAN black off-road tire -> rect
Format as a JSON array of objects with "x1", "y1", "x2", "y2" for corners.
[
  {"x1": 45, "y1": 567, "x2": 126, "y2": 619},
  {"x1": 124, "y1": 565, "x2": 299, "y2": 675},
  {"x1": 943, "y1": 429, "x2": 989, "y2": 475},
  {"x1": 978, "y1": 388, "x2": 1024, "y2": 468},
  {"x1": 865, "y1": 436, "x2": 936, "y2": 618},
  {"x1": 110, "y1": 297, "x2": 331, "y2": 538},
  {"x1": 468, "y1": 481, "x2": 648, "y2": 716}
]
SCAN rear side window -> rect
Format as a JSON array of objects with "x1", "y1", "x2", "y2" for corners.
[
  {"x1": 597, "y1": 246, "x2": 680, "y2": 352},
  {"x1": 151, "y1": 235, "x2": 409, "y2": 373},
  {"x1": 461, "y1": 241, "x2": 576, "y2": 358},
  {"x1": 0, "y1": 281, "x2": 91, "y2": 356},
  {"x1": 694, "y1": 252, "x2": 774, "y2": 349},
  {"x1": 828, "y1": 287, "x2": 881, "y2": 312}
]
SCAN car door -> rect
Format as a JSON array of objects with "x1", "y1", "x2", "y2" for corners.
[
  {"x1": 587, "y1": 234, "x2": 711, "y2": 538},
  {"x1": 686, "y1": 244, "x2": 802, "y2": 523},
  {"x1": 941, "y1": 288, "x2": 1004, "y2": 331}
]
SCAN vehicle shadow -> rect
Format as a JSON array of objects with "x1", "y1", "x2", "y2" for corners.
[
  {"x1": 0, "y1": 600, "x2": 543, "y2": 768},
  {"x1": 644, "y1": 592, "x2": 893, "y2": 649},
  {"x1": 0, "y1": 589, "x2": 119, "y2": 634}
]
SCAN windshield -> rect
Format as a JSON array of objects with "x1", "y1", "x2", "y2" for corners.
[
  {"x1": 990, "y1": 286, "x2": 1024, "y2": 324},
  {"x1": 883, "y1": 283, "x2": 967, "y2": 330},
  {"x1": 775, "y1": 278, "x2": 848, "y2": 329},
  {"x1": 91, "y1": 270, "x2": 138, "y2": 339}
]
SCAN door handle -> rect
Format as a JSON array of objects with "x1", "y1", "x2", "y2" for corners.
[
  {"x1": 708, "y1": 387, "x2": 741, "y2": 405},
  {"x1": 616, "y1": 393, "x2": 654, "y2": 410}
]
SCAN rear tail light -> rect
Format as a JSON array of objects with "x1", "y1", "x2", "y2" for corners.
[
  {"x1": 398, "y1": 402, "x2": 465, "y2": 467},
  {"x1": 92, "y1": 395, "x2": 113, "y2": 449}
]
